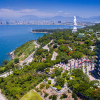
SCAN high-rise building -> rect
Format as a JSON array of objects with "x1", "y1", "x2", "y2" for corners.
[
  {"x1": 58, "y1": 21, "x2": 61, "y2": 23},
  {"x1": 95, "y1": 38, "x2": 100, "y2": 78},
  {"x1": 72, "y1": 16, "x2": 77, "y2": 33}
]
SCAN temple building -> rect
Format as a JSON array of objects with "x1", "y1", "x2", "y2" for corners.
[
  {"x1": 96, "y1": 31, "x2": 100, "y2": 37},
  {"x1": 95, "y1": 38, "x2": 100, "y2": 78},
  {"x1": 77, "y1": 33, "x2": 85, "y2": 38},
  {"x1": 72, "y1": 16, "x2": 77, "y2": 33},
  {"x1": 89, "y1": 29, "x2": 93, "y2": 32}
]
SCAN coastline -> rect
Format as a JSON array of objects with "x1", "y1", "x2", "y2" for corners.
[
  {"x1": 9, "y1": 50, "x2": 15, "y2": 60},
  {"x1": 31, "y1": 31, "x2": 48, "y2": 33}
]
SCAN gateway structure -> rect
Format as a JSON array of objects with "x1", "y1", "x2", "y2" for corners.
[{"x1": 72, "y1": 16, "x2": 77, "y2": 33}]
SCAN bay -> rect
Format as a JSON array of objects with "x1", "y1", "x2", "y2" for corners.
[{"x1": 0, "y1": 25, "x2": 83, "y2": 65}]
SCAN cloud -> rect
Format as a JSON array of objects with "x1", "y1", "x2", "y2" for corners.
[
  {"x1": 65, "y1": 13, "x2": 69, "y2": 14},
  {"x1": 58, "y1": 11, "x2": 63, "y2": 12},
  {"x1": 0, "y1": 8, "x2": 55, "y2": 18}
]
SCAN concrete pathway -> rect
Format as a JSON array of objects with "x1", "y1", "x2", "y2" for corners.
[
  {"x1": 20, "y1": 50, "x2": 36, "y2": 66},
  {"x1": 68, "y1": 46, "x2": 72, "y2": 51},
  {"x1": 20, "y1": 41, "x2": 40, "y2": 66},
  {"x1": 0, "y1": 71, "x2": 13, "y2": 78},
  {"x1": 51, "y1": 51, "x2": 58, "y2": 60},
  {"x1": 90, "y1": 46, "x2": 95, "y2": 51},
  {"x1": 33, "y1": 41, "x2": 40, "y2": 48},
  {"x1": 0, "y1": 90, "x2": 7, "y2": 100},
  {"x1": 42, "y1": 40, "x2": 53, "y2": 51}
]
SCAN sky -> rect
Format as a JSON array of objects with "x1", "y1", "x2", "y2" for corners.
[{"x1": 0, "y1": 0, "x2": 100, "y2": 18}]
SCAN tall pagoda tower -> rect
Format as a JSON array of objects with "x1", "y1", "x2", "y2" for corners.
[
  {"x1": 95, "y1": 38, "x2": 100, "y2": 78},
  {"x1": 72, "y1": 16, "x2": 77, "y2": 33}
]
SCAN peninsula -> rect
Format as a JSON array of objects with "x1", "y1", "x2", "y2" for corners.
[{"x1": 31, "y1": 29, "x2": 72, "y2": 33}]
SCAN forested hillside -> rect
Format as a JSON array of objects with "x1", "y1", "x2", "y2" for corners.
[{"x1": 0, "y1": 23, "x2": 100, "y2": 100}]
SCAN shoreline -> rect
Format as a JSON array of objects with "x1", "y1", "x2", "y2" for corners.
[
  {"x1": 9, "y1": 50, "x2": 15, "y2": 60},
  {"x1": 31, "y1": 31, "x2": 48, "y2": 33}
]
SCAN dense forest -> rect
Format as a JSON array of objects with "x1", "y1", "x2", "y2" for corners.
[
  {"x1": 84, "y1": 23, "x2": 100, "y2": 32},
  {"x1": 32, "y1": 29, "x2": 71, "y2": 33}
]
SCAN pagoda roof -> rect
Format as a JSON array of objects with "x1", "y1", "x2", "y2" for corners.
[
  {"x1": 96, "y1": 31, "x2": 100, "y2": 34},
  {"x1": 89, "y1": 29, "x2": 93, "y2": 32},
  {"x1": 97, "y1": 38, "x2": 100, "y2": 41},
  {"x1": 77, "y1": 33, "x2": 85, "y2": 38}
]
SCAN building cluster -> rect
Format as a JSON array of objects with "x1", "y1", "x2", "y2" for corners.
[{"x1": 0, "y1": 20, "x2": 95, "y2": 26}]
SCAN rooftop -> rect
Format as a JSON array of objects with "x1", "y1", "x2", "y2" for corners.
[
  {"x1": 97, "y1": 38, "x2": 100, "y2": 41},
  {"x1": 89, "y1": 29, "x2": 93, "y2": 32}
]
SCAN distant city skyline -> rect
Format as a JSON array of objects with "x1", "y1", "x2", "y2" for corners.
[{"x1": 0, "y1": 0, "x2": 100, "y2": 18}]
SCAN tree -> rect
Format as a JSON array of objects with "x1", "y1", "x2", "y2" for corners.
[
  {"x1": 55, "y1": 77, "x2": 65, "y2": 87},
  {"x1": 53, "y1": 43, "x2": 57, "y2": 48},
  {"x1": 14, "y1": 58, "x2": 19, "y2": 64},
  {"x1": 40, "y1": 83, "x2": 45, "y2": 89},
  {"x1": 13, "y1": 69, "x2": 20, "y2": 75},
  {"x1": 56, "y1": 85, "x2": 61, "y2": 91},
  {"x1": 48, "y1": 80, "x2": 51, "y2": 84},
  {"x1": 79, "y1": 29, "x2": 85, "y2": 33},
  {"x1": 72, "y1": 69, "x2": 84, "y2": 78},
  {"x1": 85, "y1": 40, "x2": 93, "y2": 46},
  {"x1": 72, "y1": 92, "x2": 78, "y2": 100},
  {"x1": 71, "y1": 51, "x2": 82, "y2": 59},
  {"x1": 2, "y1": 60, "x2": 8, "y2": 65},
  {"x1": 50, "y1": 73, "x2": 55, "y2": 78},
  {"x1": 46, "y1": 84, "x2": 49, "y2": 89},
  {"x1": 45, "y1": 67, "x2": 50, "y2": 74},
  {"x1": 60, "y1": 52, "x2": 71, "y2": 63},
  {"x1": 54, "y1": 67, "x2": 63, "y2": 76}
]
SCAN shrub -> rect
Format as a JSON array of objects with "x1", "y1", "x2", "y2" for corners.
[
  {"x1": 23, "y1": 62, "x2": 27, "y2": 65},
  {"x1": 40, "y1": 83, "x2": 45, "y2": 89},
  {"x1": 53, "y1": 43, "x2": 57, "y2": 48},
  {"x1": 60, "y1": 94, "x2": 68, "y2": 99},
  {"x1": 46, "y1": 84, "x2": 49, "y2": 89},
  {"x1": 45, "y1": 78, "x2": 48, "y2": 81},
  {"x1": 49, "y1": 95, "x2": 57, "y2": 100},
  {"x1": 72, "y1": 92, "x2": 78, "y2": 100},
  {"x1": 49, "y1": 95, "x2": 52, "y2": 99},
  {"x1": 40, "y1": 91, "x2": 42, "y2": 95},
  {"x1": 63, "y1": 94, "x2": 68, "y2": 98},
  {"x1": 48, "y1": 80, "x2": 51, "y2": 84},
  {"x1": 56, "y1": 85, "x2": 61, "y2": 91},
  {"x1": 60, "y1": 95, "x2": 63, "y2": 99},
  {"x1": 14, "y1": 58, "x2": 19, "y2": 64},
  {"x1": 52, "y1": 95, "x2": 57, "y2": 100},
  {"x1": 50, "y1": 73, "x2": 55, "y2": 78},
  {"x1": 35, "y1": 87, "x2": 40, "y2": 92},
  {"x1": 44, "y1": 92, "x2": 49, "y2": 97},
  {"x1": 68, "y1": 89, "x2": 71, "y2": 93}
]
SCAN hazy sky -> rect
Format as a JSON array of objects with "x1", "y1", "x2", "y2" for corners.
[{"x1": 0, "y1": 0, "x2": 100, "y2": 18}]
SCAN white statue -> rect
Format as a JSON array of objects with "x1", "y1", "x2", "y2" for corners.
[
  {"x1": 72, "y1": 16, "x2": 77, "y2": 33},
  {"x1": 74, "y1": 16, "x2": 77, "y2": 26}
]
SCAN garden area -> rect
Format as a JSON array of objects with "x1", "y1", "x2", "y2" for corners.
[
  {"x1": 35, "y1": 82, "x2": 77, "y2": 100},
  {"x1": 21, "y1": 90, "x2": 43, "y2": 100}
]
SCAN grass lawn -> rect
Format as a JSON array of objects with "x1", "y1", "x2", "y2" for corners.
[{"x1": 21, "y1": 90, "x2": 43, "y2": 100}]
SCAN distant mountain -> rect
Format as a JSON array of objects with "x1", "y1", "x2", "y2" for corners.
[
  {"x1": 19, "y1": 15, "x2": 39, "y2": 21},
  {"x1": 0, "y1": 15, "x2": 100, "y2": 22},
  {"x1": 41, "y1": 16, "x2": 73, "y2": 21}
]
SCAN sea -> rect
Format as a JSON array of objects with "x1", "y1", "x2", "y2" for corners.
[{"x1": 0, "y1": 25, "x2": 83, "y2": 65}]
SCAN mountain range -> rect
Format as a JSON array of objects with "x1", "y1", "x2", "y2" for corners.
[{"x1": 1, "y1": 15, "x2": 100, "y2": 22}]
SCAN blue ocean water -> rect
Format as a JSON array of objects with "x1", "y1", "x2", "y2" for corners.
[{"x1": 0, "y1": 25, "x2": 83, "y2": 65}]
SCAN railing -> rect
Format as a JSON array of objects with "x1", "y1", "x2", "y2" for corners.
[{"x1": 43, "y1": 80, "x2": 70, "y2": 93}]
